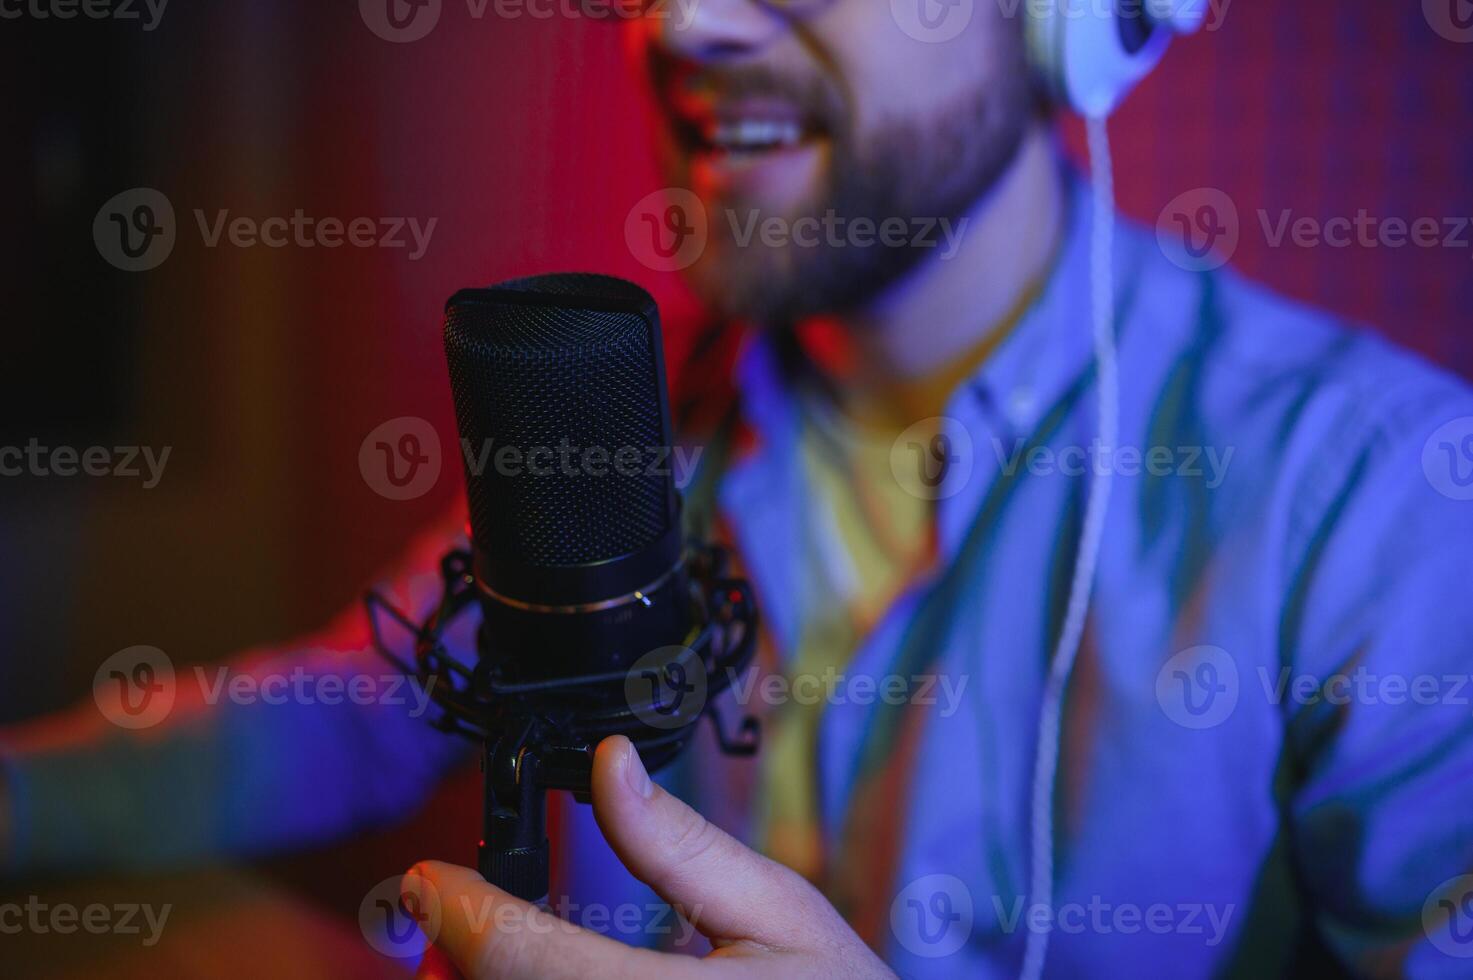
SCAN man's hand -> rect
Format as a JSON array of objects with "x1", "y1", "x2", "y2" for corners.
[{"x1": 402, "y1": 735, "x2": 895, "y2": 979}]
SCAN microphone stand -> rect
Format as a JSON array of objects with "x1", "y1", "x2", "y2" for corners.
[{"x1": 481, "y1": 736, "x2": 549, "y2": 902}]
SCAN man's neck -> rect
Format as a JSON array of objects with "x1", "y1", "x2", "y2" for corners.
[{"x1": 826, "y1": 123, "x2": 1063, "y2": 398}]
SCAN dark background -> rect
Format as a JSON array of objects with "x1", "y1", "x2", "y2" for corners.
[{"x1": 0, "y1": 0, "x2": 1469, "y2": 975}]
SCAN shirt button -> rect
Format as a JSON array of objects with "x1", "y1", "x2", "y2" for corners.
[{"x1": 1007, "y1": 387, "x2": 1037, "y2": 429}]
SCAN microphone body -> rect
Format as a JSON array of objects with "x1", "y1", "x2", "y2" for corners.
[{"x1": 443, "y1": 275, "x2": 692, "y2": 684}]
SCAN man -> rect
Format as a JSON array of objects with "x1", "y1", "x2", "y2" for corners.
[{"x1": 4, "y1": 1, "x2": 1473, "y2": 977}]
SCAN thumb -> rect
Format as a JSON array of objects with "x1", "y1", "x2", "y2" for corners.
[{"x1": 590, "y1": 735, "x2": 837, "y2": 951}]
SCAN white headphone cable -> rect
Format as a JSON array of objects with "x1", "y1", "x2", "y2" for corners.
[{"x1": 1018, "y1": 111, "x2": 1119, "y2": 980}]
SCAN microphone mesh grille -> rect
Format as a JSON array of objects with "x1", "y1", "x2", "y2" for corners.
[{"x1": 443, "y1": 275, "x2": 673, "y2": 568}]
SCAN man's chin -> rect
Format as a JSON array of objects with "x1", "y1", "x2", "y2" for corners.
[
  {"x1": 679, "y1": 186, "x2": 836, "y2": 325},
  {"x1": 687, "y1": 140, "x2": 831, "y2": 218},
  {"x1": 685, "y1": 247, "x2": 794, "y2": 325}
]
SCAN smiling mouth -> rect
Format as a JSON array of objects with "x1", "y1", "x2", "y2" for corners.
[
  {"x1": 700, "y1": 118, "x2": 808, "y2": 155},
  {"x1": 671, "y1": 100, "x2": 823, "y2": 160}
]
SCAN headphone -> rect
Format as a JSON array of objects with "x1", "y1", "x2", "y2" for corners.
[
  {"x1": 1019, "y1": 5, "x2": 1208, "y2": 980},
  {"x1": 1025, "y1": 0, "x2": 1207, "y2": 116}
]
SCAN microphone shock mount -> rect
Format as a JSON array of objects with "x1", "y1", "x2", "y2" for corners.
[{"x1": 365, "y1": 541, "x2": 760, "y2": 901}]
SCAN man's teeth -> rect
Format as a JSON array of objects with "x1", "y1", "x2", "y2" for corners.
[{"x1": 709, "y1": 120, "x2": 804, "y2": 151}]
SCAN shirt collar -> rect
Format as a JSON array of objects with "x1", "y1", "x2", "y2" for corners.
[{"x1": 731, "y1": 160, "x2": 1102, "y2": 448}]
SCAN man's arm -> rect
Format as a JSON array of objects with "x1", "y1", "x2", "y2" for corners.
[
  {"x1": 1283, "y1": 383, "x2": 1473, "y2": 975},
  {"x1": 0, "y1": 511, "x2": 474, "y2": 876}
]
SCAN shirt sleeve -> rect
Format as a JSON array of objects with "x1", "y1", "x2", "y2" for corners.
[
  {"x1": 0, "y1": 510, "x2": 477, "y2": 875},
  {"x1": 1283, "y1": 378, "x2": 1473, "y2": 978}
]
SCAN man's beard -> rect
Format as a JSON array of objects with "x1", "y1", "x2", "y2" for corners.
[{"x1": 682, "y1": 74, "x2": 1034, "y2": 327}]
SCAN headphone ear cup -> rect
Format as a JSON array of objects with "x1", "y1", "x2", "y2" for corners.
[
  {"x1": 1024, "y1": 0, "x2": 1176, "y2": 116},
  {"x1": 1024, "y1": 0, "x2": 1069, "y2": 106}
]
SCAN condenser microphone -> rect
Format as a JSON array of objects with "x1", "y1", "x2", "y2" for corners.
[
  {"x1": 367, "y1": 273, "x2": 758, "y2": 903},
  {"x1": 443, "y1": 274, "x2": 691, "y2": 684}
]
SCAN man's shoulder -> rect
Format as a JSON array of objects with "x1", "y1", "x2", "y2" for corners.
[{"x1": 1118, "y1": 220, "x2": 1473, "y2": 450}]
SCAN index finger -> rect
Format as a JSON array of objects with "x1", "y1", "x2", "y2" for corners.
[{"x1": 403, "y1": 860, "x2": 703, "y2": 980}]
